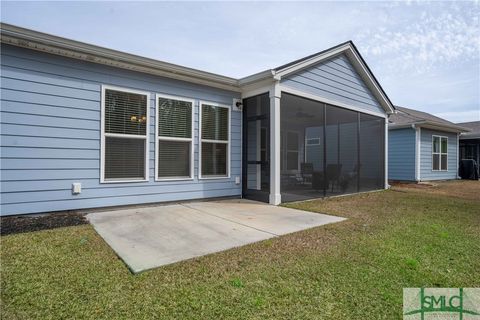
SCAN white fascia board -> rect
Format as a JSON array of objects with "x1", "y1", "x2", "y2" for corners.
[
  {"x1": 238, "y1": 70, "x2": 275, "y2": 86},
  {"x1": 389, "y1": 123, "x2": 423, "y2": 130},
  {"x1": 417, "y1": 122, "x2": 470, "y2": 134},
  {"x1": 274, "y1": 44, "x2": 351, "y2": 78},
  {"x1": 241, "y1": 78, "x2": 274, "y2": 99},
  {"x1": 0, "y1": 23, "x2": 241, "y2": 93},
  {"x1": 459, "y1": 134, "x2": 480, "y2": 139},
  {"x1": 345, "y1": 49, "x2": 395, "y2": 114},
  {"x1": 390, "y1": 121, "x2": 468, "y2": 133}
]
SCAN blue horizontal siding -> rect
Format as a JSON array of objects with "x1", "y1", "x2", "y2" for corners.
[
  {"x1": 388, "y1": 128, "x2": 416, "y2": 181},
  {"x1": 281, "y1": 54, "x2": 384, "y2": 115},
  {"x1": 2, "y1": 189, "x2": 241, "y2": 216},
  {"x1": 0, "y1": 44, "x2": 242, "y2": 216},
  {"x1": 419, "y1": 128, "x2": 458, "y2": 181}
]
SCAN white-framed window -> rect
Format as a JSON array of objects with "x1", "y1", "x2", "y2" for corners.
[
  {"x1": 199, "y1": 102, "x2": 230, "y2": 179},
  {"x1": 155, "y1": 94, "x2": 194, "y2": 180},
  {"x1": 101, "y1": 85, "x2": 150, "y2": 183},
  {"x1": 306, "y1": 137, "x2": 321, "y2": 146},
  {"x1": 432, "y1": 135, "x2": 448, "y2": 171}
]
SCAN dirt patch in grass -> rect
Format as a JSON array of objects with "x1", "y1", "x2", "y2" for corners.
[
  {"x1": 0, "y1": 212, "x2": 88, "y2": 236},
  {"x1": 390, "y1": 181, "x2": 436, "y2": 189},
  {"x1": 391, "y1": 180, "x2": 480, "y2": 201}
]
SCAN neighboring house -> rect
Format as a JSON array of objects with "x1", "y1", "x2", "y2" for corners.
[
  {"x1": 388, "y1": 106, "x2": 469, "y2": 182},
  {"x1": 457, "y1": 121, "x2": 480, "y2": 176},
  {"x1": 0, "y1": 23, "x2": 395, "y2": 216}
]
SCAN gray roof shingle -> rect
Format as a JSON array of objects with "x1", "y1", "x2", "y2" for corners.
[
  {"x1": 389, "y1": 106, "x2": 469, "y2": 132},
  {"x1": 457, "y1": 121, "x2": 480, "y2": 139}
]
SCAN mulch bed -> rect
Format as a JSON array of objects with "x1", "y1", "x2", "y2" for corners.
[{"x1": 1, "y1": 212, "x2": 88, "y2": 236}]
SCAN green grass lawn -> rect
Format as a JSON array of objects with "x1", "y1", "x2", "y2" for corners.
[{"x1": 1, "y1": 181, "x2": 479, "y2": 319}]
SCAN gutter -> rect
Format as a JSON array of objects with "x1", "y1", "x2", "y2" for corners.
[
  {"x1": 1, "y1": 23, "x2": 242, "y2": 93},
  {"x1": 389, "y1": 121, "x2": 470, "y2": 133}
]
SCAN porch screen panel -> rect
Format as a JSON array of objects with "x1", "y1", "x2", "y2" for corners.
[
  {"x1": 280, "y1": 93, "x2": 325, "y2": 202},
  {"x1": 280, "y1": 93, "x2": 385, "y2": 202},
  {"x1": 325, "y1": 105, "x2": 358, "y2": 196},
  {"x1": 359, "y1": 113, "x2": 385, "y2": 191}
]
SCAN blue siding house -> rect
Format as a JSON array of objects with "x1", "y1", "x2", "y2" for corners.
[
  {"x1": 388, "y1": 106, "x2": 469, "y2": 182},
  {"x1": 1, "y1": 23, "x2": 395, "y2": 216}
]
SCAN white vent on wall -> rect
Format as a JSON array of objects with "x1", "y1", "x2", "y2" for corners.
[{"x1": 72, "y1": 183, "x2": 82, "y2": 194}]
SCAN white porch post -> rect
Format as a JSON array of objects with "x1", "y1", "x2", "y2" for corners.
[{"x1": 269, "y1": 82, "x2": 281, "y2": 205}]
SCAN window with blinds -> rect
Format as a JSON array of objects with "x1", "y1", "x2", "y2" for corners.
[
  {"x1": 200, "y1": 103, "x2": 229, "y2": 178},
  {"x1": 156, "y1": 95, "x2": 194, "y2": 179},
  {"x1": 102, "y1": 86, "x2": 149, "y2": 182}
]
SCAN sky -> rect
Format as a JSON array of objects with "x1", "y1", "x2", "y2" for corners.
[{"x1": 1, "y1": 1, "x2": 479, "y2": 123}]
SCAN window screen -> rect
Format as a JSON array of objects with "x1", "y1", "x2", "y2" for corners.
[
  {"x1": 157, "y1": 96, "x2": 193, "y2": 179},
  {"x1": 201, "y1": 104, "x2": 229, "y2": 177},
  {"x1": 103, "y1": 87, "x2": 148, "y2": 181}
]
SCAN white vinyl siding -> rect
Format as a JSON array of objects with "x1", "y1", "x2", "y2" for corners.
[
  {"x1": 432, "y1": 135, "x2": 448, "y2": 171},
  {"x1": 101, "y1": 85, "x2": 150, "y2": 183},
  {"x1": 199, "y1": 102, "x2": 230, "y2": 179},
  {"x1": 155, "y1": 94, "x2": 194, "y2": 180}
]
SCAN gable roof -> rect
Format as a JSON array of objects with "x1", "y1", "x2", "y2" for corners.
[
  {"x1": 457, "y1": 121, "x2": 480, "y2": 139},
  {"x1": 0, "y1": 22, "x2": 394, "y2": 114},
  {"x1": 239, "y1": 41, "x2": 395, "y2": 114},
  {"x1": 389, "y1": 106, "x2": 470, "y2": 133}
]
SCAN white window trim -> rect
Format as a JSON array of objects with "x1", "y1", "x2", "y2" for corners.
[
  {"x1": 305, "y1": 137, "x2": 321, "y2": 146},
  {"x1": 432, "y1": 135, "x2": 448, "y2": 172},
  {"x1": 100, "y1": 84, "x2": 150, "y2": 183},
  {"x1": 199, "y1": 101, "x2": 231, "y2": 180},
  {"x1": 155, "y1": 93, "x2": 195, "y2": 181}
]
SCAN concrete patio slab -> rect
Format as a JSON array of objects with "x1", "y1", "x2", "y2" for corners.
[
  {"x1": 184, "y1": 199, "x2": 345, "y2": 235},
  {"x1": 87, "y1": 199, "x2": 345, "y2": 273}
]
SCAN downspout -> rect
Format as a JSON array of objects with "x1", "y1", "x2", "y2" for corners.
[
  {"x1": 385, "y1": 116, "x2": 389, "y2": 189},
  {"x1": 456, "y1": 133, "x2": 460, "y2": 179},
  {"x1": 413, "y1": 124, "x2": 421, "y2": 182}
]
